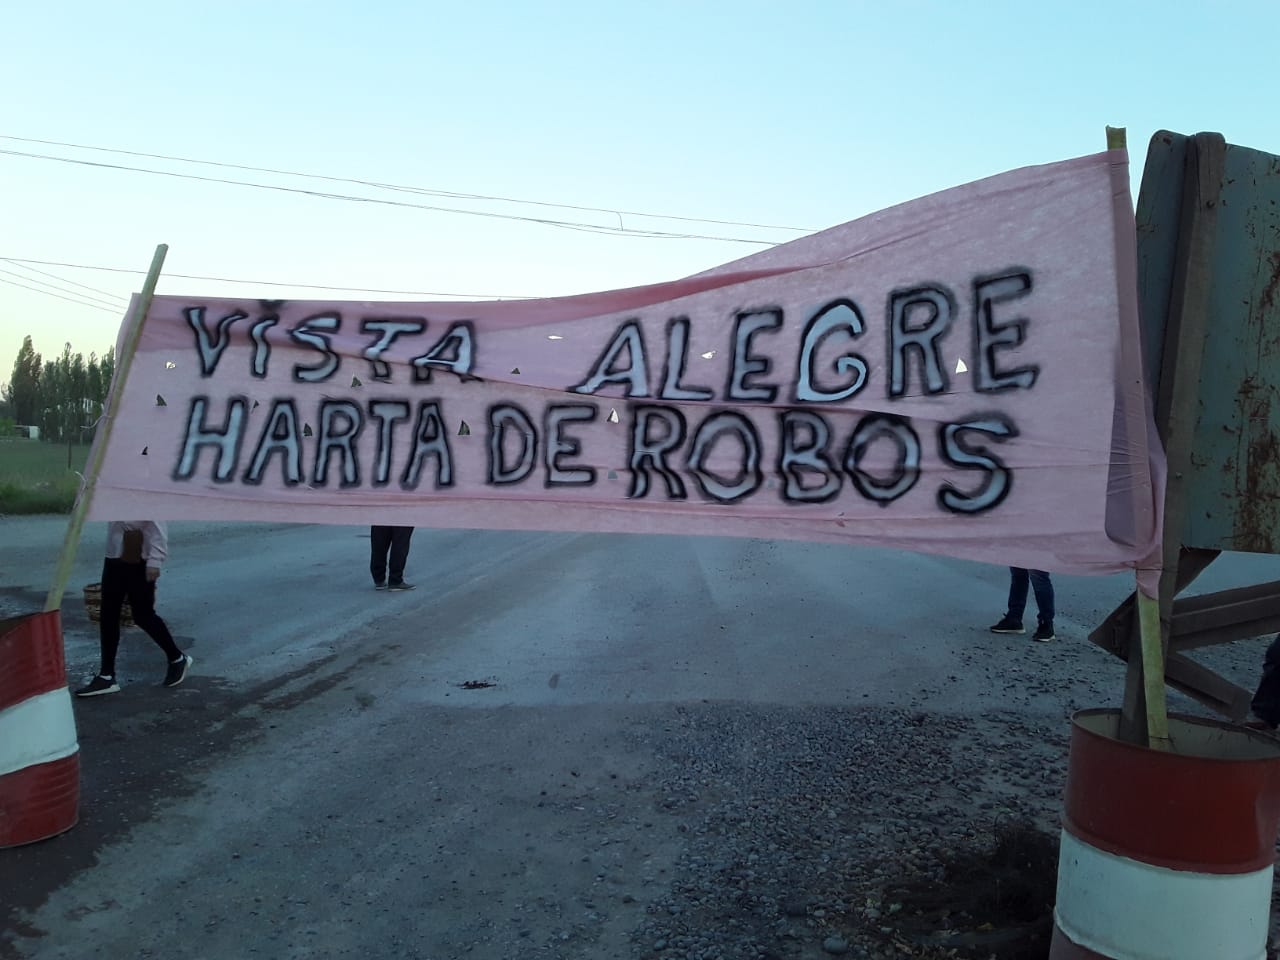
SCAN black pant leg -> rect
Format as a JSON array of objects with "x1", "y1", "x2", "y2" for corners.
[
  {"x1": 98, "y1": 558, "x2": 127, "y2": 676},
  {"x1": 388, "y1": 527, "x2": 414, "y2": 583},
  {"x1": 1253, "y1": 635, "x2": 1280, "y2": 725},
  {"x1": 370, "y1": 526, "x2": 392, "y2": 583},
  {"x1": 123, "y1": 563, "x2": 181, "y2": 662}
]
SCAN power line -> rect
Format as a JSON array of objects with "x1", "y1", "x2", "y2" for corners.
[
  {"x1": 1, "y1": 261, "x2": 127, "y2": 303},
  {"x1": 0, "y1": 147, "x2": 780, "y2": 245},
  {"x1": 0, "y1": 267, "x2": 124, "y2": 310},
  {"x1": 0, "y1": 256, "x2": 536, "y2": 299},
  {"x1": 0, "y1": 134, "x2": 814, "y2": 234},
  {"x1": 0, "y1": 275, "x2": 121, "y2": 313}
]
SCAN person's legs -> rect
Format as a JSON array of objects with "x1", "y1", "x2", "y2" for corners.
[
  {"x1": 123, "y1": 564, "x2": 182, "y2": 663},
  {"x1": 370, "y1": 525, "x2": 392, "y2": 586},
  {"x1": 97, "y1": 558, "x2": 126, "y2": 677},
  {"x1": 1029, "y1": 570, "x2": 1055, "y2": 626},
  {"x1": 77, "y1": 558, "x2": 139, "y2": 696},
  {"x1": 1251, "y1": 635, "x2": 1280, "y2": 727},
  {"x1": 991, "y1": 567, "x2": 1028, "y2": 633},
  {"x1": 387, "y1": 527, "x2": 414, "y2": 586},
  {"x1": 1027, "y1": 570, "x2": 1056, "y2": 641},
  {"x1": 1006, "y1": 567, "x2": 1029, "y2": 619}
]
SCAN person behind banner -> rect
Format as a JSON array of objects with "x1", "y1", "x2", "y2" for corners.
[
  {"x1": 75, "y1": 521, "x2": 192, "y2": 697},
  {"x1": 989, "y1": 567, "x2": 1055, "y2": 642},
  {"x1": 1245, "y1": 635, "x2": 1280, "y2": 730},
  {"x1": 370, "y1": 525, "x2": 415, "y2": 592}
]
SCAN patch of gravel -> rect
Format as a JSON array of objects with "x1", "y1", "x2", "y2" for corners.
[{"x1": 627, "y1": 703, "x2": 1070, "y2": 960}]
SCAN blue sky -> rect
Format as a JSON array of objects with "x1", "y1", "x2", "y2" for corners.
[{"x1": 1, "y1": 0, "x2": 1275, "y2": 382}]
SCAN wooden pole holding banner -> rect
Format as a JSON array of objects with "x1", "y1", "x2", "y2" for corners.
[
  {"x1": 1106, "y1": 125, "x2": 1173, "y2": 750},
  {"x1": 1112, "y1": 130, "x2": 1226, "y2": 746},
  {"x1": 43, "y1": 244, "x2": 169, "y2": 613},
  {"x1": 1136, "y1": 592, "x2": 1171, "y2": 749}
]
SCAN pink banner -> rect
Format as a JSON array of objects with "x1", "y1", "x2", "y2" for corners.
[{"x1": 87, "y1": 150, "x2": 1164, "y2": 585}]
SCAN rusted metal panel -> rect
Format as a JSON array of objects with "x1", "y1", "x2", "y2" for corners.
[
  {"x1": 1169, "y1": 579, "x2": 1280, "y2": 648},
  {"x1": 1121, "y1": 132, "x2": 1225, "y2": 741},
  {"x1": 1182, "y1": 143, "x2": 1280, "y2": 552},
  {"x1": 1088, "y1": 551, "x2": 1268, "y2": 658},
  {"x1": 1164, "y1": 653, "x2": 1254, "y2": 719},
  {"x1": 1099, "y1": 132, "x2": 1280, "y2": 724},
  {"x1": 1135, "y1": 131, "x2": 1189, "y2": 406}
]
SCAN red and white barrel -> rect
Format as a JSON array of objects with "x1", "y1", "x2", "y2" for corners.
[
  {"x1": 1051, "y1": 709, "x2": 1280, "y2": 960},
  {"x1": 0, "y1": 610, "x2": 80, "y2": 848}
]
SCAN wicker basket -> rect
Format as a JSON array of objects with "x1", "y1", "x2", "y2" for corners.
[{"x1": 83, "y1": 583, "x2": 135, "y2": 627}]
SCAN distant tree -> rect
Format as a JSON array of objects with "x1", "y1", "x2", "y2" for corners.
[
  {"x1": 99, "y1": 347, "x2": 115, "y2": 405},
  {"x1": 38, "y1": 357, "x2": 59, "y2": 440},
  {"x1": 9, "y1": 337, "x2": 116, "y2": 442},
  {"x1": 8, "y1": 336, "x2": 41, "y2": 424},
  {"x1": 47, "y1": 343, "x2": 90, "y2": 445},
  {"x1": 86, "y1": 353, "x2": 103, "y2": 416}
]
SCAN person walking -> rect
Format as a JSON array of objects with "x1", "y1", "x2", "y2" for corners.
[
  {"x1": 989, "y1": 567, "x2": 1056, "y2": 642},
  {"x1": 370, "y1": 525, "x2": 415, "y2": 592},
  {"x1": 75, "y1": 521, "x2": 192, "y2": 697}
]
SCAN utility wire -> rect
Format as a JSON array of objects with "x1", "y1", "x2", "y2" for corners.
[
  {"x1": 0, "y1": 267, "x2": 125, "y2": 310},
  {"x1": 0, "y1": 256, "x2": 536, "y2": 299},
  {"x1": 0, "y1": 134, "x2": 814, "y2": 234},
  {"x1": 1, "y1": 261, "x2": 127, "y2": 303},
  {"x1": 0, "y1": 275, "x2": 121, "y2": 313},
  {"x1": 0, "y1": 147, "x2": 780, "y2": 245}
]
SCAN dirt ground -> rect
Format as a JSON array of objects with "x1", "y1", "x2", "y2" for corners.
[{"x1": 2, "y1": 518, "x2": 1277, "y2": 959}]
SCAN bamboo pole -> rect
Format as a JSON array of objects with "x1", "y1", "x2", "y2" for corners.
[
  {"x1": 43, "y1": 244, "x2": 169, "y2": 612},
  {"x1": 1137, "y1": 592, "x2": 1171, "y2": 749}
]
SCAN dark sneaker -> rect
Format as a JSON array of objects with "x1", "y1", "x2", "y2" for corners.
[
  {"x1": 989, "y1": 616, "x2": 1024, "y2": 634},
  {"x1": 374, "y1": 581, "x2": 387, "y2": 591},
  {"x1": 388, "y1": 581, "x2": 416, "y2": 592},
  {"x1": 164, "y1": 654, "x2": 193, "y2": 687},
  {"x1": 1033, "y1": 623, "x2": 1055, "y2": 642},
  {"x1": 75, "y1": 675, "x2": 120, "y2": 697}
]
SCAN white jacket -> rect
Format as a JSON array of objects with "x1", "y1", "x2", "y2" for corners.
[{"x1": 105, "y1": 521, "x2": 168, "y2": 569}]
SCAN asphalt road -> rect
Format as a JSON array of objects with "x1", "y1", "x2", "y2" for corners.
[{"x1": 1, "y1": 518, "x2": 1275, "y2": 959}]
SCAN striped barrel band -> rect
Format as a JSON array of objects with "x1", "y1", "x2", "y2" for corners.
[
  {"x1": 0, "y1": 752, "x2": 80, "y2": 848},
  {"x1": 0, "y1": 689, "x2": 80, "y2": 777},
  {"x1": 1065, "y1": 716, "x2": 1280, "y2": 874},
  {"x1": 0, "y1": 611, "x2": 67, "y2": 708},
  {"x1": 1055, "y1": 829, "x2": 1270, "y2": 960}
]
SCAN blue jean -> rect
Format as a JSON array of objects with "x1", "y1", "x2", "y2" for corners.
[{"x1": 1007, "y1": 567, "x2": 1054, "y2": 626}]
